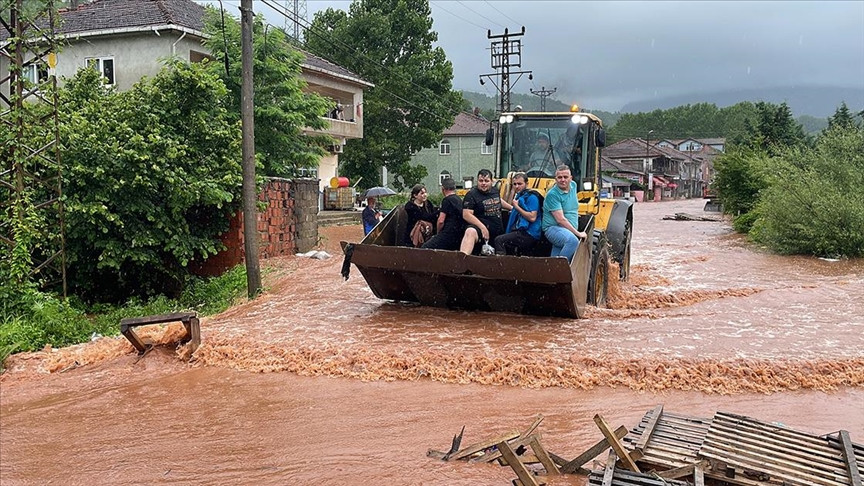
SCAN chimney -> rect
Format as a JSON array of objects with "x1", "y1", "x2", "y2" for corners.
[
  {"x1": 71, "y1": 0, "x2": 79, "y2": 9},
  {"x1": 473, "y1": 106, "x2": 480, "y2": 116}
]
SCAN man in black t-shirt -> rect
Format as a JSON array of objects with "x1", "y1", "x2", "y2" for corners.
[
  {"x1": 460, "y1": 169, "x2": 504, "y2": 255},
  {"x1": 421, "y1": 178, "x2": 464, "y2": 251}
]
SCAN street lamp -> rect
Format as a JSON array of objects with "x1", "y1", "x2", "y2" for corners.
[
  {"x1": 646, "y1": 130, "x2": 653, "y2": 160},
  {"x1": 646, "y1": 129, "x2": 653, "y2": 171}
]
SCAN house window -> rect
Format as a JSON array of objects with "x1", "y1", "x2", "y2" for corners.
[
  {"x1": 23, "y1": 63, "x2": 48, "y2": 86},
  {"x1": 439, "y1": 170, "x2": 451, "y2": 185},
  {"x1": 439, "y1": 139, "x2": 451, "y2": 156},
  {"x1": 481, "y1": 141, "x2": 492, "y2": 155},
  {"x1": 85, "y1": 57, "x2": 115, "y2": 86}
]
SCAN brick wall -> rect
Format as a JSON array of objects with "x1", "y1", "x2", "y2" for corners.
[{"x1": 192, "y1": 177, "x2": 320, "y2": 276}]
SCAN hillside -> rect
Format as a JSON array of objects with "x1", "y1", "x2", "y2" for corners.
[
  {"x1": 460, "y1": 90, "x2": 622, "y2": 126},
  {"x1": 621, "y1": 86, "x2": 863, "y2": 118}
]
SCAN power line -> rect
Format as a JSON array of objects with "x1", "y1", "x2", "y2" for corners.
[
  {"x1": 482, "y1": 0, "x2": 520, "y2": 27},
  {"x1": 430, "y1": 1, "x2": 488, "y2": 31},
  {"x1": 455, "y1": 1, "x2": 506, "y2": 29}
]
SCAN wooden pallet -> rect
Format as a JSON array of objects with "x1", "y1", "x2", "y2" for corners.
[
  {"x1": 623, "y1": 405, "x2": 713, "y2": 471},
  {"x1": 588, "y1": 450, "x2": 695, "y2": 486},
  {"x1": 699, "y1": 411, "x2": 863, "y2": 486}
]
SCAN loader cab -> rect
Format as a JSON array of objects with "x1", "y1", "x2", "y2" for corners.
[{"x1": 493, "y1": 111, "x2": 605, "y2": 214}]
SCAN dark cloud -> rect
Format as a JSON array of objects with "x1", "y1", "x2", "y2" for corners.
[{"x1": 270, "y1": 1, "x2": 864, "y2": 111}]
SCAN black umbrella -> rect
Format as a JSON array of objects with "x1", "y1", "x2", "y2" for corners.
[{"x1": 361, "y1": 186, "x2": 397, "y2": 198}]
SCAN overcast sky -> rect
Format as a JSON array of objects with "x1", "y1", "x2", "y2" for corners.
[{"x1": 229, "y1": 1, "x2": 864, "y2": 112}]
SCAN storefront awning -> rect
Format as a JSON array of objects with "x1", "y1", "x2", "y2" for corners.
[
  {"x1": 652, "y1": 175, "x2": 669, "y2": 187},
  {"x1": 602, "y1": 175, "x2": 631, "y2": 187}
]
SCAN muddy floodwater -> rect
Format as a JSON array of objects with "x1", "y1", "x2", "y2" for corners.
[{"x1": 1, "y1": 198, "x2": 862, "y2": 485}]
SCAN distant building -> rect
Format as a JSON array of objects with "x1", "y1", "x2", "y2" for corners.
[
  {"x1": 603, "y1": 137, "x2": 715, "y2": 199},
  {"x1": 410, "y1": 110, "x2": 494, "y2": 191},
  {"x1": 0, "y1": 0, "x2": 372, "y2": 192}
]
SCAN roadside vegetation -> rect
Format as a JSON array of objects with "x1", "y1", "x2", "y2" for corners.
[
  {"x1": 0, "y1": 265, "x2": 247, "y2": 364},
  {"x1": 713, "y1": 102, "x2": 864, "y2": 258},
  {"x1": 1, "y1": 6, "x2": 332, "y2": 364}
]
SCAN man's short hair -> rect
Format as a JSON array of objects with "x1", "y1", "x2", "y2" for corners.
[
  {"x1": 477, "y1": 168, "x2": 493, "y2": 179},
  {"x1": 512, "y1": 172, "x2": 528, "y2": 183},
  {"x1": 441, "y1": 178, "x2": 456, "y2": 191},
  {"x1": 555, "y1": 164, "x2": 571, "y2": 173},
  {"x1": 537, "y1": 133, "x2": 550, "y2": 142}
]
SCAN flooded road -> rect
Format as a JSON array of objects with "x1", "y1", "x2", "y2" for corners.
[{"x1": 2, "y1": 198, "x2": 862, "y2": 485}]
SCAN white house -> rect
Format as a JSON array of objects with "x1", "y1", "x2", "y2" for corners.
[{"x1": 0, "y1": 0, "x2": 371, "y2": 192}]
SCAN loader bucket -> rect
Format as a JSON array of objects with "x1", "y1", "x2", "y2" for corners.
[{"x1": 342, "y1": 207, "x2": 591, "y2": 318}]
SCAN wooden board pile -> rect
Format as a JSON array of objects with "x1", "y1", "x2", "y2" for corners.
[{"x1": 429, "y1": 405, "x2": 862, "y2": 486}]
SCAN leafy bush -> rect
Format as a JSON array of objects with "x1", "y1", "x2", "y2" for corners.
[
  {"x1": 749, "y1": 127, "x2": 864, "y2": 257},
  {"x1": 713, "y1": 147, "x2": 771, "y2": 217},
  {"x1": 0, "y1": 292, "x2": 101, "y2": 352},
  {"x1": 0, "y1": 265, "x2": 248, "y2": 355},
  {"x1": 58, "y1": 62, "x2": 243, "y2": 302},
  {"x1": 732, "y1": 210, "x2": 761, "y2": 233}
]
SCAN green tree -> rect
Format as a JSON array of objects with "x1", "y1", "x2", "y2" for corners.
[
  {"x1": 202, "y1": 7, "x2": 332, "y2": 177},
  {"x1": 305, "y1": 0, "x2": 463, "y2": 190},
  {"x1": 59, "y1": 62, "x2": 243, "y2": 302},
  {"x1": 743, "y1": 101, "x2": 807, "y2": 155},
  {"x1": 826, "y1": 102, "x2": 857, "y2": 131}
]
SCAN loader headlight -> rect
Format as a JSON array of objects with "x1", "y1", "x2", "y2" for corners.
[{"x1": 571, "y1": 115, "x2": 588, "y2": 124}]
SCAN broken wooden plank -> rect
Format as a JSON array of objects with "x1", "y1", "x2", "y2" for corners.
[
  {"x1": 528, "y1": 436, "x2": 560, "y2": 476},
  {"x1": 601, "y1": 449, "x2": 617, "y2": 486},
  {"x1": 694, "y1": 463, "x2": 705, "y2": 486},
  {"x1": 561, "y1": 425, "x2": 628, "y2": 474},
  {"x1": 838, "y1": 430, "x2": 862, "y2": 486},
  {"x1": 447, "y1": 430, "x2": 521, "y2": 461},
  {"x1": 521, "y1": 415, "x2": 544, "y2": 439},
  {"x1": 470, "y1": 433, "x2": 537, "y2": 464},
  {"x1": 594, "y1": 414, "x2": 640, "y2": 473},
  {"x1": 497, "y1": 439, "x2": 539, "y2": 486},
  {"x1": 634, "y1": 404, "x2": 663, "y2": 452},
  {"x1": 426, "y1": 449, "x2": 448, "y2": 460},
  {"x1": 656, "y1": 460, "x2": 709, "y2": 480}
]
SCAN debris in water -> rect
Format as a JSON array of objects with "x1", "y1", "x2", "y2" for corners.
[
  {"x1": 663, "y1": 212, "x2": 721, "y2": 222},
  {"x1": 431, "y1": 407, "x2": 863, "y2": 486},
  {"x1": 296, "y1": 250, "x2": 331, "y2": 260}
]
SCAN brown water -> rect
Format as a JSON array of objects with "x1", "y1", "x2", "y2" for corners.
[{"x1": 2, "y1": 198, "x2": 862, "y2": 485}]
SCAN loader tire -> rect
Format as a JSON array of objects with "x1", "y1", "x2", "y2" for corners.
[{"x1": 588, "y1": 232, "x2": 610, "y2": 308}]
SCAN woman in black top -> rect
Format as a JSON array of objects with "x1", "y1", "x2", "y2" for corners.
[{"x1": 401, "y1": 184, "x2": 438, "y2": 247}]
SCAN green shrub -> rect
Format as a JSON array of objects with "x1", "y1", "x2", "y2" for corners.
[
  {"x1": 58, "y1": 62, "x2": 243, "y2": 302},
  {"x1": 0, "y1": 265, "x2": 248, "y2": 354},
  {"x1": 0, "y1": 292, "x2": 96, "y2": 351},
  {"x1": 732, "y1": 210, "x2": 761, "y2": 233},
  {"x1": 749, "y1": 127, "x2": 864, "y2": 257},
  {"x1": 713, "y1": 147, "x2": 771, "y2": 218}
]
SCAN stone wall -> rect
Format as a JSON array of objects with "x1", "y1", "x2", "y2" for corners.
[{"x1": 193, "y1": 177, "x2": 319, "y2": 276}]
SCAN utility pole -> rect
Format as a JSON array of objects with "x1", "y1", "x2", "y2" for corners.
[
  {"x1": 479, "y1": 27, "x2": 532, "y2": 114},
  {"x1": 240, "y1": 0, "x2": 261, "y2": 298},
  {"x1": 530, "y1": 86, "x2": 556, "y2": 112},
  {"x1": 1, "y1": 0, "x2": 66, "y2": 296},
  {"x1": 282, "y1": 0, "x2": 307, "y2": 41}
]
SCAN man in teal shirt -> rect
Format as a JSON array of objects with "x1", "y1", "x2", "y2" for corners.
[{"x1": 542, "y1": 165, "x2": 587, "y2": 262}]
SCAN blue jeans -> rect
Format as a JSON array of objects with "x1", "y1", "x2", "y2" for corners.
[{"x1": 544, "y1": 225, "x2": 581, "y2": 262}]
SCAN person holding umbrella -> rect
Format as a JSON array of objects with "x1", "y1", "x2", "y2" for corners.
[
  {"x1": 360, "y1": 186, "x2": 396, "y2": 235},
  {"x1": 362, "y1": 197, "x2": 381, "y2": 235}
]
